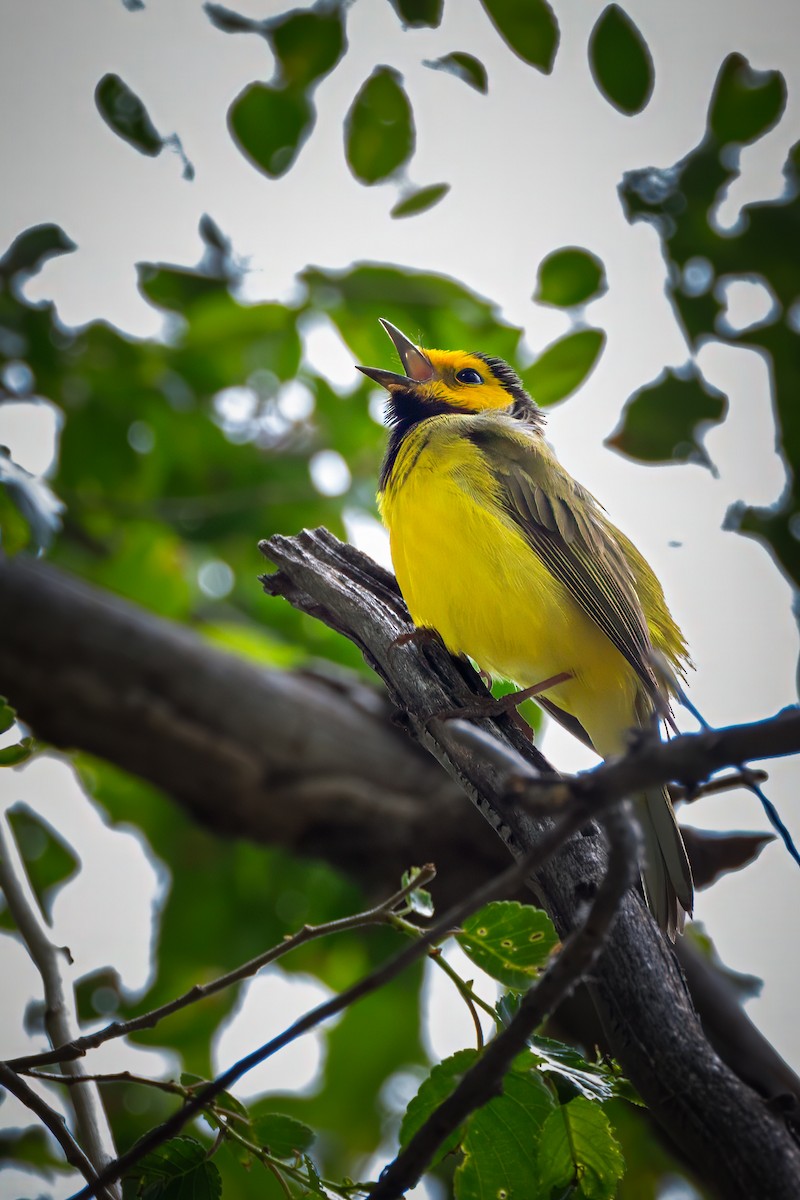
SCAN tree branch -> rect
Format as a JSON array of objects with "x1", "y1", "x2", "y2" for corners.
[
  {"x1": 257, "y1": 527, "x2": 800, "y2": 1200},
  {"x1": 0, "y1": 813, "x2": 120, "y2": 1199}
]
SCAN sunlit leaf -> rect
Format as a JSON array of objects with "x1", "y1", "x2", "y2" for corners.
[
  {"x1": 424, "y1": 52, "x2": 488, "y2": 93},
  {"x1": 535, "y1": 246, "x2": 607, "y2": 307},
  {"x1": 391, "y1": 183, "x2": 450, "y2": 219},
  {"x1": 400, "y1": 1049, "x2": 479, "y2": 1161},
  {"x1": 589, "y1": 5, "x2": 654, "y2": 115},
  {"x1": 606, "y1": 365, "x2": 727, "y2": 467},
  {"x1": 528, "y1": 1035, "x2": 628, "y2": 1102},
  {"x1": 388, "y1": 0, "x2": 443, "y2": 28},
  {"x1": 479, "y1": 0, "x2": 559, "y2": 74},
  {"x1": 537, "y1": 1097, "x2": 625, "y2": 1199},
  {"x1": 457, "y1": 901, "x2": 558, "y2": 991},
  {"x1": 95, "y1": 73, "x2": 163, "y2": 156},
  {"x1": 138, "y1": 1135, "x2": 221, "y2": 1200},
  {"x1": 345, "y1": 67, "x2": 415, "y2": 184},
  {"x1": 709, "y1": 53, "x2": 787, "y2": 145},
  {"x1": 228, "y1": 82, "x2": 313, "y2": 178},
  {"x1": 0, "y1": 223, "x2": 76, "y2": 281},
  {"x1": 521, "y1": 328, "x2": 605, "y2": 406},
  {"x1": 455, "y1": 1065, "x2": 556, "y2": 1198}
]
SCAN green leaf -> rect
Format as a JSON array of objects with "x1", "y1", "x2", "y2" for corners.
[
  {"x1": 520, "y1": 328, "x2": 605, "y2": 407},
  {"x1": 95, "y1": 73, "x2": 163, "y2": 156},
  {"x1": 709, "y1": 53, "x2": 787, "y2": 145},
  {"x1": 269, "y1": 5, "x2": 346, "y2": 90},
  {"x1": 345, "y1": 67, "x2": 415, "y2": 184},
  {"x1": 0, "y1": 447, "x2": 64, "y2": 552},
  {"x1": 479, "y1": 0, "x2": 559, "y2": 74},
  {"x1": 401, "y1": 866, "x2": 435, "y2": 918},
  {"x1": 0, "y1": 738, "x2": 35, "y2": 767},
  {"x1": 0, "y1": 223, "x2": 76, "y2": 281},
  {"x1": 400, "y1": 1049, "x2": 479, "y2": 1161},
  {"x1": 228, "y1": 82, "x2": 313, "y2": 178},
  {"x1": 457, "y1": 900, "x2": 558, "y2": 991},
  {"x1": 3, "y1": 807, "x2": 78, "y2": 923},
  {"x1": 589, "y1": 5, "x2": 654, "y2": 115},
  {"x1": 251, "y1": 1113, "x2": 316, "y2": 1158},
  {"x1": 0, "y1": 698, "x2": 16, "y2": 736},
  {"x1": 391, "y1": 183, "x2": 450, "y2": 219},
  {"x1": 424, "y1": 52, "x2": 488, "y2": 94},
  {"x1": 606, "y1": 365, "x2": 727, "y2": 467},
  {"x1": 528, "y1": 1036, "x2": 629, "y2": 1102},
  {"x1": 537, "y1": 1097, "x2": 625, "y2": 1199},
  {"x1": 455, "y1": 1067, "x2": 556, "y2": 1199},
  {"x1": 138, "y1": 1135, "x2": 222, "y2": 1200},
  {"x1": 388, "y1": 0, "x2": 444, "y2": 28},
  {"x1": 535, "y1": 247, "x2": 607, "y2": 308}
]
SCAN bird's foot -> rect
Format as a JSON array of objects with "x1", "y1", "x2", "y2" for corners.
[
  {"x1": 388, "y1": 627, "x2": 444, "y2": 655},
  {"x1": 433, "y1": 671, "x2": 574, "y2": 740}
]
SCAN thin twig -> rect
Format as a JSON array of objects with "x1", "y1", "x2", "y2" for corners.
[
  {"x1": 67, "y1": 787, "x2": 614, "y2": 1200},
  {"x1": 367, "y1": 801, "x2": 640, "y2": 1199},
  {"x1": 0, "y1": 813, "x2": 120, "y2": 1199},
  {"x1": 9, "y1": 865, "x2": 436, "y2": 1072}
]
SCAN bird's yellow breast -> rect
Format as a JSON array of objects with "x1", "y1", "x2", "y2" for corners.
[{"x1": 379, "y1": 416, "x2": 640, "y2": 754}]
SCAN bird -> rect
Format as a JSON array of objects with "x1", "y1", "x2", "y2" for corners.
[{"x1": 357, "y1": 318, "x2": 693, "y2": 940}]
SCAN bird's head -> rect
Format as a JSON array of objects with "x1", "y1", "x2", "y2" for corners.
[{"x1": 357, "y1": 319, "x2": 542, "y2": 429}]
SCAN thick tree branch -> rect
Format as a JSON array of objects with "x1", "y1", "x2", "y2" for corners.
[{"x1": 259, "y1": 527, "x2": 800, "y2": 1200}]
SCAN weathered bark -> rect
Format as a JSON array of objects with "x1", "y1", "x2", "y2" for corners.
[{"x1": 1, "y1": 548, "x2": 799, "y2": 1195}]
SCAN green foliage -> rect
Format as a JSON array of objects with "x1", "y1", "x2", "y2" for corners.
[
  {"x1": 0, "y1": 445, "x2": 63, "y2": 551},
  {"x1": 537, "y1": 1096, "x2": 625, "y2": 1199},
  {"x1": 400, "y1": 1049, "x2": 479, "y2": 1161},
  {"x1": 607, "y1": 366, "x2": 728, "y2": 468},
  {"x1": 229, "y1": 83, "x2": 314, "y2": 178},
  {"x1": 389, "y1": 0, "x2": 444, "y2": 28},
  {"x1": 345, "y1": 67, "x2": 415, "y2": 185},
  {"x1": 424, "y1": 51, "x2": 489, "y2": 93},
  {"x1": 521, "y1": 328, "x2": 606, "y2": 407},
  {"x1": 94, "y1": 73, "x2": 163, "y2": 156},
  {"x1": 391, "y1": 182, "x2": 450, "y2": 218},
  {"x1": 137, "y1": 1136, "x2": 222, "y2": 1200},
  {"x1": 455, "y1": 1069, "x2": 553, "y2": 1198},
  {"x1": 457, "y1": 900, "x2": 558, "y2": 991},
  {"x1": 2, "y1": 807, "x2": 79, "y2": 922},
  {"x1": 589, "y1": 6, "x2": 654, "y2": 116},
  {"x1": 535, "y1": 247, "x2": 607, "y2": 308},
  {"x1": 479, "y1": 0, "x2": 560, "y2": 74},
  {"x1": 0, "y1": 222, "x2": 75, "y2": 280}
]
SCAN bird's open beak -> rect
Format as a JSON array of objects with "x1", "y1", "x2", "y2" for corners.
[{"x1": 356, "y1": 318, "x2": 436, "y2": 390}]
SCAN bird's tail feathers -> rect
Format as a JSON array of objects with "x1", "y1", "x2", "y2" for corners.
[{"x1": 638, "y1": 785, "x2": 693, "y2": 941}]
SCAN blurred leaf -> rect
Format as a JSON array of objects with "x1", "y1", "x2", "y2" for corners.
[
  {"x1": 138, "y1": 1135, "x2": 221, "y2": 1200},
  {"x1": 457, "y1": 901, "x2": 558, "y2": 991},
  {"x1": 537, "y1": 1096, "x2": 625, "y2": 1199},
  {"x1": 391, "y1": 183, "x2": 450, "y2": 219},
  {"x1": 345, "y1": 67, "x2": 415, "y2": 184},
  {"x1": 401, "y1": 866, "x2": 434, "y2": 917},
  {"x1": 683, "y1": 826, "x2": 774, "y2": 890},
  {"x1": 0, "y1": 1126, "x2": 67, "y2": 1171},
  {"x1": 535, "y1": 246, "x2": 607, "y2": 307},
  {"x1": 0, "y1": 737, "x2": 34, "y2": 767},
  {"x1": 0, "y1": 223, "x2": 76, "y2": 281},
  {"x1": 3, "y1": 807, "x2": 79, "y2": 922},
  {"x1": 479, "y1": 0, "x2": 559, "y2": 74},
  {"x1": 606, "y1": 365, "x2": 727, "y2": 467},
  {"x1": 455, "y1": 1064, "x2": 556, "y2": 1198},
  {"x1": 685, "y1": 922, "x2": 763, "y2": 1000},
  {"x1": 388, "y1": 0, "x2": 443, "y2": 28},
  {"x1": 0, "y1": 447, "x2": 64, "y2": 552},
  {"x1": 521, "y1": 328, "x2": 605, "y2": 406},
  {"x1": 229, "y1": 82, "x2": 313, "y2": 178},
  {"x1": 269, "y1": 5, "x2": 346, "y2": 89},
  {"x1": 250, "y1": 1112, "x2": 316, "y2": 1158},
  {"x1": 709, "y1": 53, "x2": 786, "y2": 146},
  {"x1": 589, "y1": 5, "x2": 654, "y2": 115},
  {"x1": 0, "y1": 698, "x2": 16, "y2": 735},
  {"x1": 424, "y1": 52, "x2": 488, "y2": 93},
  {"x1": 95, "y1": 73, "x2": 163, "y2": 156},
  {"x1": 400, "y1": 1049, "x2": 479, "y2": 1161}
]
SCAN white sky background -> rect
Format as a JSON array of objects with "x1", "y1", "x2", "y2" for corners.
[{"x1": 1, "y1": 0, "x2": 800, "y2": 1191}]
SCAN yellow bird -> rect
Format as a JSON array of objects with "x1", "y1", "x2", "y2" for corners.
[{"x1": 358, "y1": 319, "x2": 693, "y2": 939}]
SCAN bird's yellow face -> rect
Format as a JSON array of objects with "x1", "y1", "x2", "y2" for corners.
[{"x1": 357, "y1": 320, "x2": 536, "y2": 423}]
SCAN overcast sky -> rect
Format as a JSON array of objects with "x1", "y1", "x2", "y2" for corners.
[{"x1": 1, "y1": 2, "x2": 800, "y2": 1193}]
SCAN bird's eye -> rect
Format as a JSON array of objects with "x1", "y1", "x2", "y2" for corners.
[{"x1": 455, "y1": 368, "x2": 483, "y2": 385}]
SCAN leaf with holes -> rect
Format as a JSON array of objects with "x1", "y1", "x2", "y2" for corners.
[
  {"x1": 537, "y1": 1096, "x2": 625, "y2": 1199},
  {"x1": 479, "y1": 0, "x2": 559, "y2": 74},
  {"x1": 345, "y1": 67, "x2": 415, "y2": 184},
  {"x1": 455, "y1": 1066, "x2": 556, "y2": 1199},
  {"x1": 589, "y1": 5, "x2": 654, "y2": 115},
  {"x1": 535, "y1": 247, "x2": 607, "y2": 308},
  {"x1": 95, "y1": 73, "x2": 163, "y2": 155},
  {"x1": 391, "y1": 183, "x2": 450, "y2": 219},
  {"x1": 606, "y1": 365, "x2": 727, "y2": 467},
  {"x1": 425, "y1": 52, "x2": 488, "y2": 93},
  {"x1": 521, "y1": 328, "x2": 605, "y2": 407},
  {"x1": 457, "y1": 901, "x2": 558, "y2": 991}
]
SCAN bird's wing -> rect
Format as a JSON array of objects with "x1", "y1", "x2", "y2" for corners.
[{"x1": 465, "y1": 420, "x2": 659, "y2": 697}]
